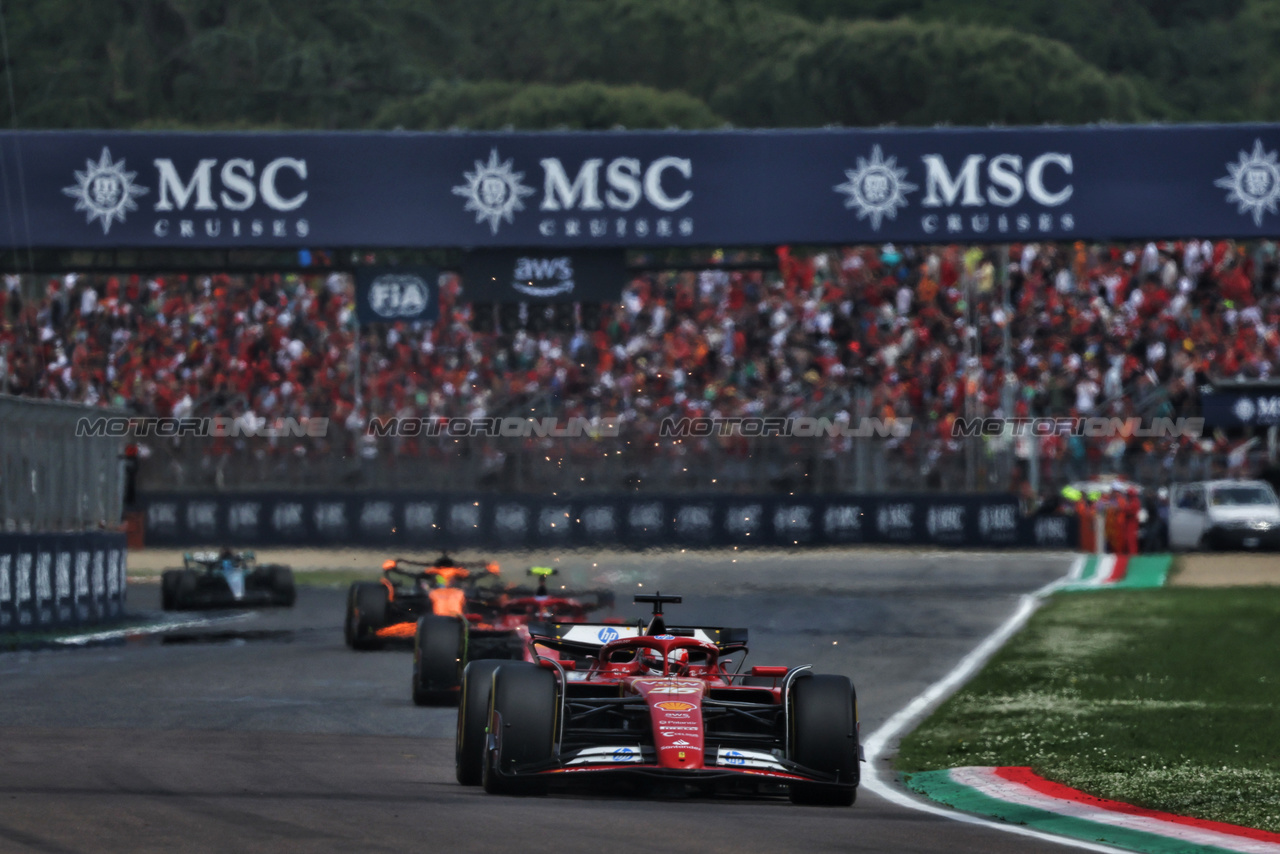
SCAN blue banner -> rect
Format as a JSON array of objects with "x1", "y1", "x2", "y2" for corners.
[
  {"x1": 2, "y1": 125, "x2": 1279, "y2": 249},
  {"x1": 1201, "y1": 390, "x2": 1280, "y2": 428}
]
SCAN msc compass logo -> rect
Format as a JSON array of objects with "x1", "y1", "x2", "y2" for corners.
[
  {"x1": 834, "y1": 144, "x2": 917, "y2": 231},
  {"x1": 452, "y1": 148, "x2": 535, "y2": 234},
  {"x1": 1234, "y1": 397, "x2": 1257, "y2": 424},
  {"x1": 62, "y1": 147, "x2": 149, "y2": 234},
  {"x1": 1216, "y1": 139, "x2": 1280, "y2": 226}
]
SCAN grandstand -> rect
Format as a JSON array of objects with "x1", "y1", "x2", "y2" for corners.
[{"x1": 3, "y1": 236, "x2": 1277, "y2": 497}]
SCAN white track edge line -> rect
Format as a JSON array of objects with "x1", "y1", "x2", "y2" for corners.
[
  {"x1": 54, "y1": 611, "x2": 257, "y2": 645},
  {"x1": 861, "y1": 572, "x2": 1133, "y2": 854}
]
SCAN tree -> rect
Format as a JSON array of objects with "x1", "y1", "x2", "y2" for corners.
[{"x1": 713, "y1": 19, "x2": 1147, "y2": 127}]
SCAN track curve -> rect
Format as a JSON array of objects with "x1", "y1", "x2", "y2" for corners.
[{"x1": 0, "y1": 550, "x2": 1083, "y2": 854}]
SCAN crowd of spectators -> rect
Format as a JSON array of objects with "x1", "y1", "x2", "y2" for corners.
[{"x1": 2, "y1": 237, "x2": 1278, "y2": 491}]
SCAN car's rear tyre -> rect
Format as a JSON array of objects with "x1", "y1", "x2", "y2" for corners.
[
  {"x1": 265, "y1": 565, "x2": 296, "y2": 607},
  {"x1": 172, "y1": 569, "x2": 199, "y2": 610},
  {"x1": 482, "y1": 662, "x2": 557, "y2": 795},
  {"x1": 345, "y1": 582, "x2": 388, "y2": 650},
  {"x1": 789, "y1": 673, "x2": 859, "y2": 806},
  {"x1": 413, "y1": 615, "x2": 466, "y2": 706},
  {"x1": 160, "y1": 569, "x2": 182, "y2": 610},
  {"x1": 456, "y1": 659, "x2": 505, "y2": 785}
]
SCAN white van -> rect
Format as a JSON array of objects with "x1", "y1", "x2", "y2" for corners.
[{"x1": 1168, "y1": 480, "x2": 1280, "y2": 551}]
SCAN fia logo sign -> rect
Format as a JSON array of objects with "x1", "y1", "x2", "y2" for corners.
[{"x1": 368, "y1": 273, "x2": 431, "y2": 319}]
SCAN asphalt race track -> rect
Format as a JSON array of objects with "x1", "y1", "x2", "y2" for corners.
[{"x1": 0, "y1": 550, "x2": 1080, "y2": 854}]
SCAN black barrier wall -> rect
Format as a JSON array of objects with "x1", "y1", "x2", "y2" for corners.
[
  {"x1": 139, "y1": 493, "x2": 1074, "y2": 550},
  {"x1": 0, "y1": 532, "x2": 127, "y2": 632}
]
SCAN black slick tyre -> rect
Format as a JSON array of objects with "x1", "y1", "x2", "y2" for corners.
[
  {"x1": 413, "y1": 615, "x2": 466, "y2": 706},
  {"x1": 789, "y1": 673, "x2": 859, "y2": 806},
  {"x1": 160, "y1": 570, "x2": 181, "y2": 610},
  {"x1": 482, "y1": 662, "x2": 557, "y2": 795},
  {"x1": 345, "y1": 582, "x2": 388, "y2": 650},
  {"x1": 265, "y1": 565, "x2": 296, "y2": 607},
  {"x1": 456, "y1": 659, "x2": 504, "y2": 785},
  {"x1": 174, "y1": 569, "x2": 199, "y2": 610}
]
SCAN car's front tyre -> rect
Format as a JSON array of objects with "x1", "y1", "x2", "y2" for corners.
[
  {"x1": 482, "y1": 662, "x2": 557, "y2": 795},
  {"x1": 456, "y1": 659, "x2": 504, "y2": 785},
  {"x1": 788, "y1": 673, "x2": 859, "y2": 806}
]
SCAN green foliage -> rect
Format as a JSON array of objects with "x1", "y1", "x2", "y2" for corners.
[
  {"x1": 0, "y1": 0, "x2": 1277, "y2": 129},
  {"x1": 1, "y1": 0, "x2": 450, "y2": 128},
  {"x1": 373, "y1": 81, "x2": 724, "y2": 131},
  {"x1": 896, "y1": 588, "x2": 1280, "y2": 832},
  {"x1": 759, "y1": 0, "x2": 1278, "y2": 121},
  {"x1": 714, "y1": 19, "x2": 1146, "y2": 127}
]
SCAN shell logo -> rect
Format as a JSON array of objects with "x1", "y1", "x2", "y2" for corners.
[{"x1": 655, "y1": 701, "x2": 696, "y2": 712}]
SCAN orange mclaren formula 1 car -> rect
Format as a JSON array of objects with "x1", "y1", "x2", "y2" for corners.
[
  {"x1": 344, "y1": 554, "x2": 503, "y2": 650},
  {"x1": 411, "y1": 566, "x2": 617, "y2": 706}
]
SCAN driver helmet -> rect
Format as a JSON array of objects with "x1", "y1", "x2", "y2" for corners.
[{"x1": 639, "y1": 647, "x2": 689, "y2": 675}]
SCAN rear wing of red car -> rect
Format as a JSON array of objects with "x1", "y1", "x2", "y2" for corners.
[{"x1": 529, "y1": 622, "x2": 749, "y2": 657}]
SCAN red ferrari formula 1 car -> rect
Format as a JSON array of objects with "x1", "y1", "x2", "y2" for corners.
[
  {"x1": 411, "y1": 566, "x2": 616, "y2": 705},
  {"x1": 455, "y1": 593, "x2": 862, "y2": 805},
  {"x1": 344, "y1": 554, "x2": 503, "y2": 650}
]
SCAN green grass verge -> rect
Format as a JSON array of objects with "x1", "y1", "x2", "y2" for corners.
[{"x1": 895, "y1": 588, "x2": 1280, "y2": 832}]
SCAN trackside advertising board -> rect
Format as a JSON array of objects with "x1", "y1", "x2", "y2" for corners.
[
  {"x1": 2, "y1": 125, "x2": 1279, "y2": 249},
  {"x1": 462, "y1": 249, "x2": 628, "y2": 302},
  {"x1": 137, "y1": 492, "x2": 1070, "y2": 550},
  {"x1": 0, "y1": 532, "x2": 127, "y2": 632},
  {"x1": 354, "y1": 267, "x2": 440, "y2": 324},
  {"x1": 1201, "y1": 389, "x2": 1280, "y2": 428}
]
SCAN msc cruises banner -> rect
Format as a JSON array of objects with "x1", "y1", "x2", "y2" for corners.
[
  {"x1": 2, "y1": 125, "x2": 1279, "y2": 249},
  {"x1": 1202, "y1": 389, "x2": 1280, "y2": 428}
]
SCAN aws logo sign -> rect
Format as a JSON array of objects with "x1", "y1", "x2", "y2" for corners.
[
  {"x1": 453, "y1": 148, "x2": 695, "y2": 240},
  {"x1": 834, "y1": 145, "x2": 1076, "y2": 237}
]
